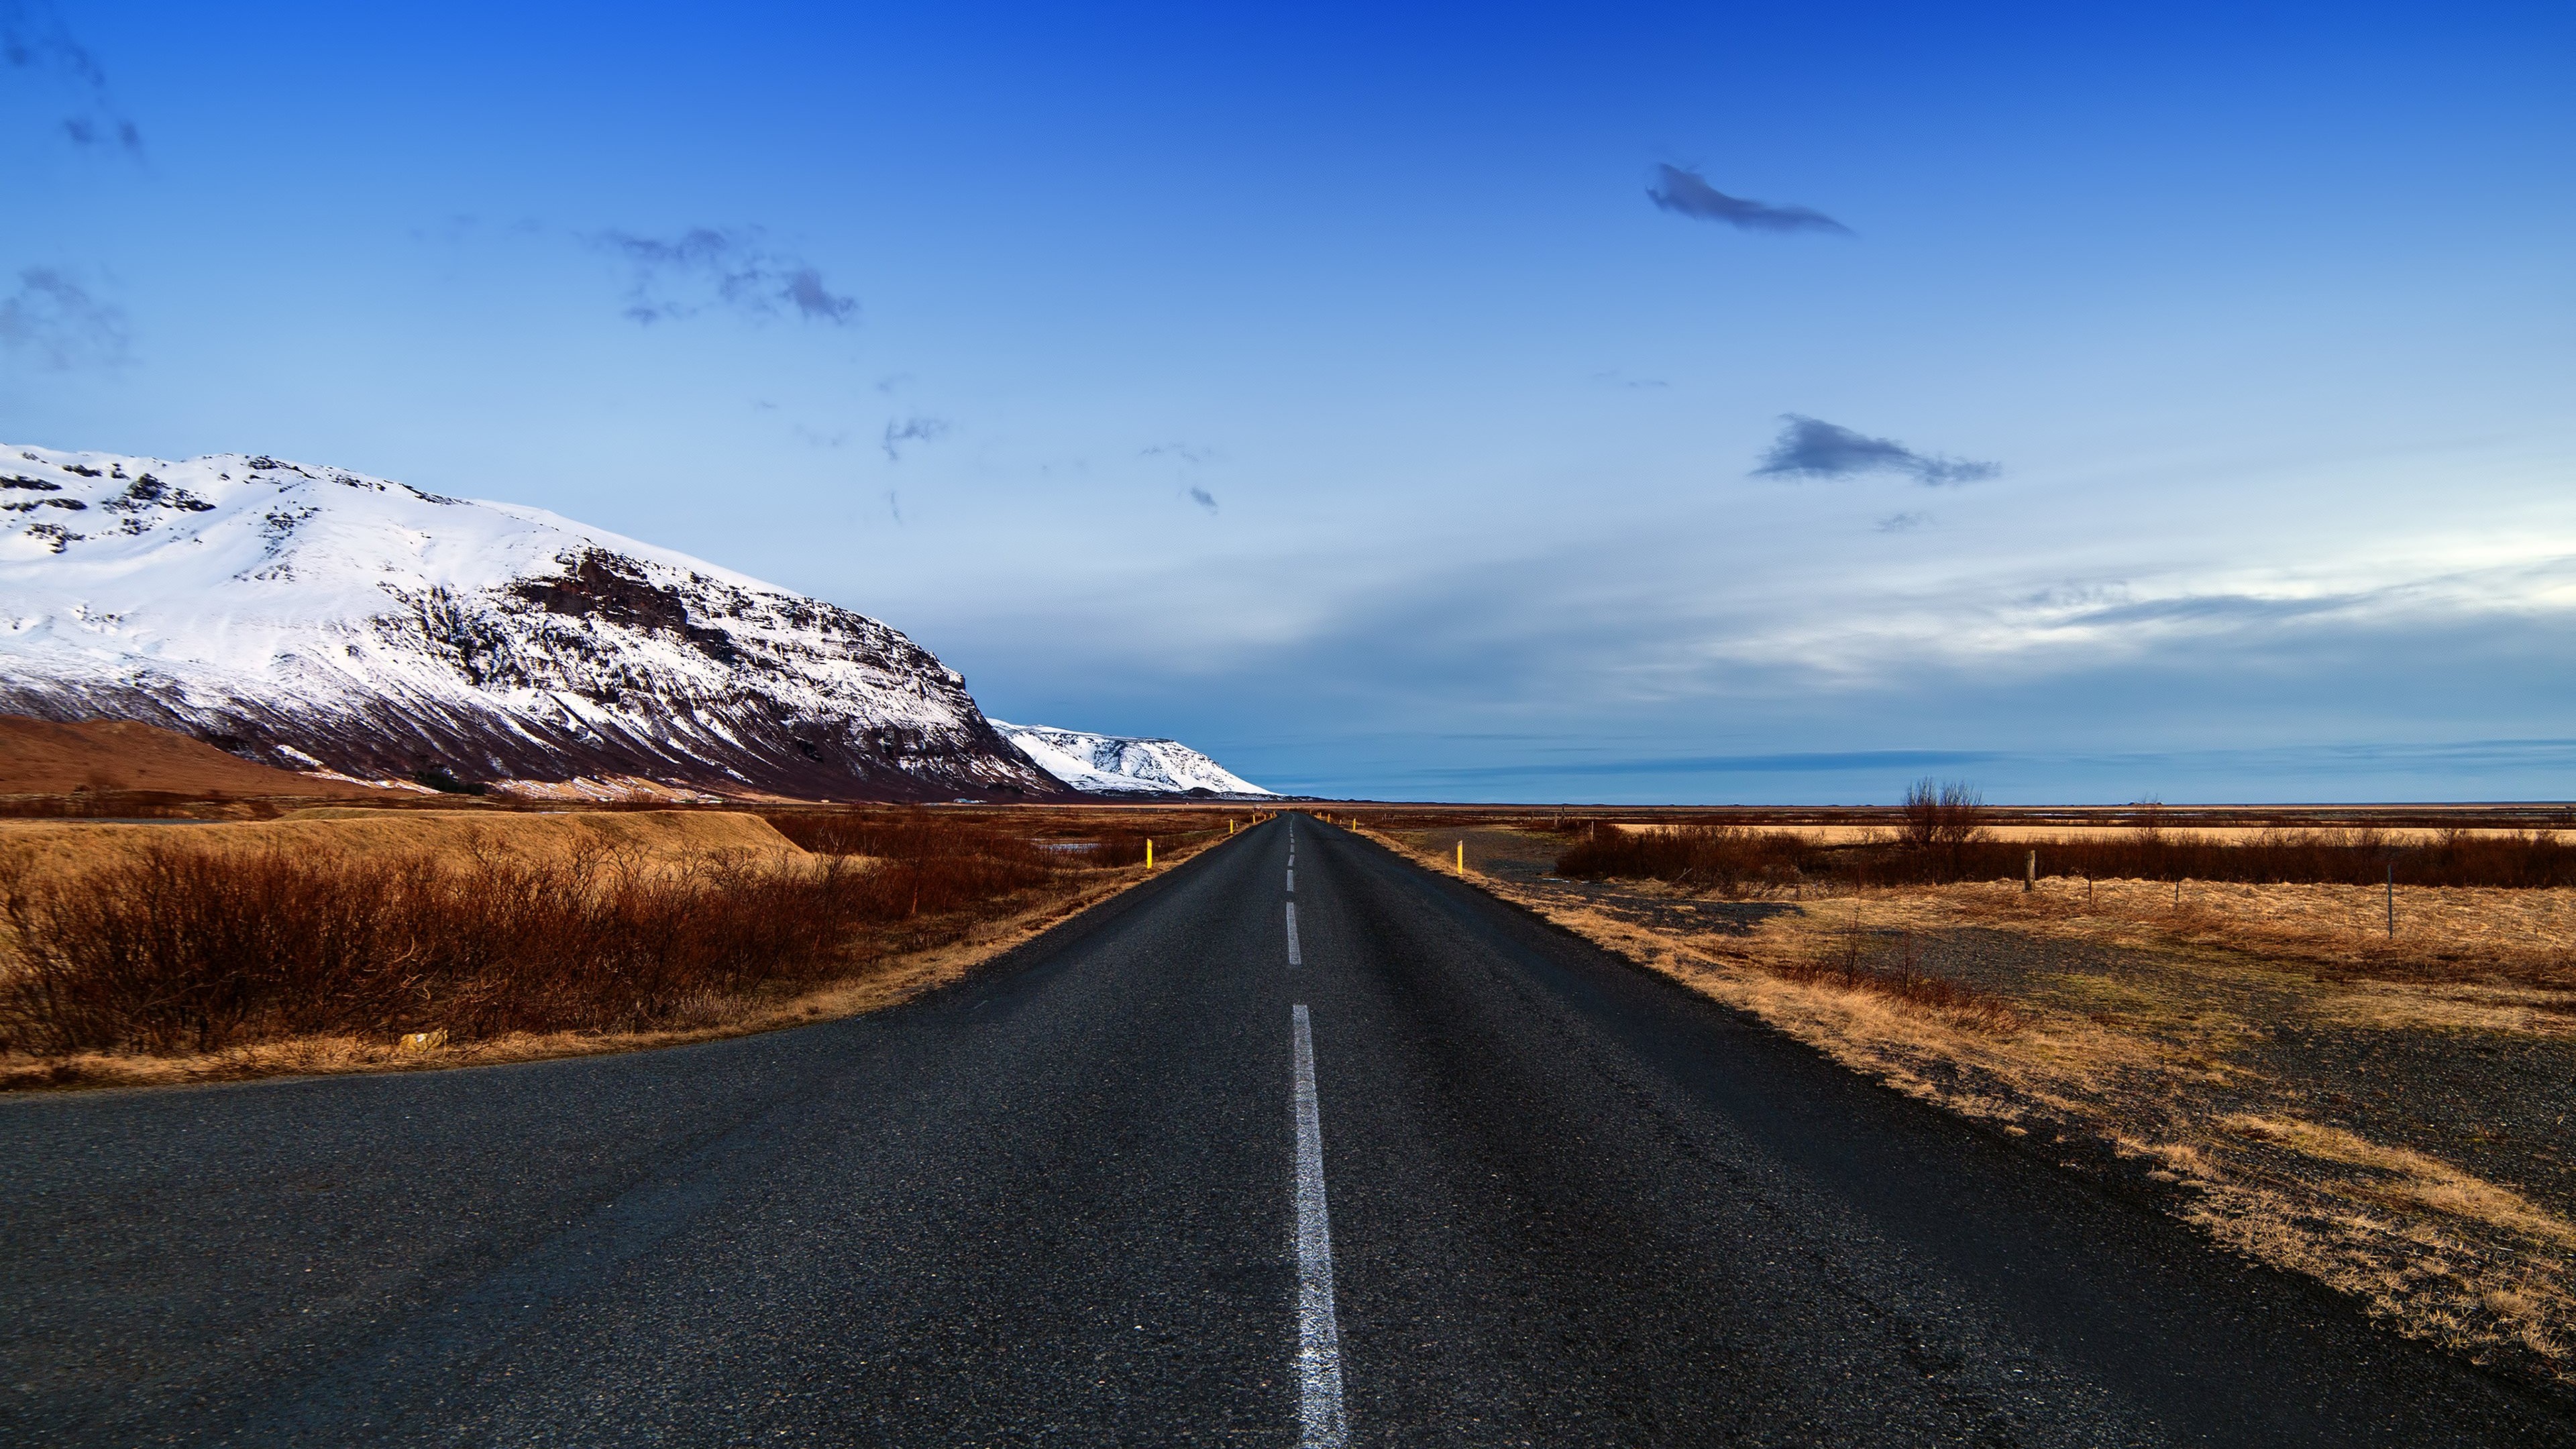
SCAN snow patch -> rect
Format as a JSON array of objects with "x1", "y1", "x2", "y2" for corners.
[
  {"x1": 0, "y1": 443, "x2": 1061, "y2": 800},
  {"x1": 991, "y1": 720, "x2": 1274, "y2": 796}
]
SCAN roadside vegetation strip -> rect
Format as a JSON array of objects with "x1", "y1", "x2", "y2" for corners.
[
  {"x1": 1554, "y1": 816, "x2": 2576, "y2": 890},
  {"x1": 1354, "y1": 818, "x2": 2576, "y2": 1394},
  {"x1": 0, "y1": 806, "x2": 1244, "y2": 1091}
]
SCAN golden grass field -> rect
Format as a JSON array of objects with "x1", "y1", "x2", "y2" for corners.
[
  {"x1": 0, "y1": 806, "x2": 1249, "y2": 1091},
  {"x1": 1370, "y1": 820, "x2": 2576, "y2": 1390},
  {"x1": 0, "y1": 808, "x2": 814, "y2": 885}
]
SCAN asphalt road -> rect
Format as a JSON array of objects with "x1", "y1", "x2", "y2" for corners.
[{"x1": 4, "y1": 815, "x2": 2569, "y2": 1446}]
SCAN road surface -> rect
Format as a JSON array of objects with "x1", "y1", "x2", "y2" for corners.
[{"x1": 4, "y1": 815, "x2": 2568, "y2": 1445}]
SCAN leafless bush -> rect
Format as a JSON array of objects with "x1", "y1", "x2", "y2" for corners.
[
  {"x1": 1554, "y1": 823, "x2": 1817, "y2": 896},
  {"x1": 0, "y1": 820, "x2": 1079, "y2": 1055},
  {"x1": 764, "y1": 808, "x2": 1047, "y2": 869},
  {"x1": 1899, "y1": 778, "x2": 1987, "y2": 854},
  {"x1": 1560, "y1": 816, "x2": 2576, "y2": 890}
]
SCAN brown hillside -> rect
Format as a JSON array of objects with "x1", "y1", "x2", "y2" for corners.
[{"x1": 0, "y1": 716, "x2": 381, "y2": 798}]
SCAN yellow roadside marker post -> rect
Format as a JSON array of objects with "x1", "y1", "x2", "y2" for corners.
[
  {"x1": 1146, "y1": 838, "x2": 1155, "y2": 869},
  {"x1": 1456, "y1": 840, "x2": 1464, "y2": 877}
]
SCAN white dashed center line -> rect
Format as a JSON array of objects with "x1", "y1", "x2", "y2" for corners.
[
  {"x1": 1285, "y1": 901, "x2": 1302, "y2": 966},
  {"x1": 1287, "y1": 868, "x2": 1295, "y2": 893},
  {"x1": 1290, "y1": 1004, "x2": 1348, "y2": 1448}
]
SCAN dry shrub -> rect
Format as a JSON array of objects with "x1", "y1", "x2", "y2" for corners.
[
  {"x1": 1562, "y1": 822, "x2": 2576, "y2": 891},
  {"x1": 1554, "y1": 822, "x2": 1817, "y2": 895},
  {"x1": 762, "y1": 808, "x2": 1064, "y2": 914},
  {"x1": 0, "y1": 814, "x2": 1078, "y2": 1055},
  {"x1": 1929, "y1": 826, "x2": 2576, "y2": 890},
  {"x1": 765, "y1": 808, "x2": 1033, "y2": 860},
  {"x1": 1898, "y1": 777, "x2": 1988, "y2": 853}
]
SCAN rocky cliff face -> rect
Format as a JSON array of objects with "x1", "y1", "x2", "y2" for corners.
[{"x1": 0, "y1": 445, "x2": 1065, "y2": 800}]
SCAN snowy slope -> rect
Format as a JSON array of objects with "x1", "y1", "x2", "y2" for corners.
[
  {"x1": 0, "y1": 444, "x2": 1064, "y2": 800},
  {"x1": 989, "y1": 720, "x2": 1275, "y2": 797}
]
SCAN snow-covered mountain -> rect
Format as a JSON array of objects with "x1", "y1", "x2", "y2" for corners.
[
  {"x1": 989, "y1": 720, "x2": 1275, "y2": 797},
  {"x1": 0, "y1": 443, "x2": 1066, "y2": 800}
]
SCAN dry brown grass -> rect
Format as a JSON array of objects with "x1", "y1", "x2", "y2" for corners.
[
  {"x1": 0, "y1": 714, "x2": 389, "y2": 800},
  {"x1": 1561, "y1": 817, "x2": 2576, "y2": 890},
  {"x1": 0, "y1": 865, "x2": 1147, "y2": 1091},
  {"x1": 0, "y1": 808, "x2": 812, "y2": 888},
  {"x1": 0, "y1": 806, "x2": 1241, "y2": 1089},
  {"x1": 1933, "y1": 875, "x2": 2576, "y2": 991},
  {"x1": 1365, "y1": 820, "x2": 2576, "y2": 1387}
]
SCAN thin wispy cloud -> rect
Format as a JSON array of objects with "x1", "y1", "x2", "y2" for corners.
[
  {"x1": 59, "y1": 115, "x2": 138, "y2": 150},
  {"x1": 409, "y1": 213, "x2": 544, "y2": 245},
  {"x1": 0, "y1": 266, "x2": 129, "y2": 370},
  {"x1": 1189, "y1": 486, "x2": 1219, "y2": 513},
  {"x1": 1590, "y1": 370, "x2": 1669, "y2": 390},
  {"x1": 1144, "y1": 443, "x2": 1216, "y2": 466},
  {"x1": 881, "y1": 414, "x2": 949, "y2": 460},
  {"x1": 1754, "y1": 415, "x2": 1997, "y2": 486},
  {"x1": 3, "y1": 1, "x2": 142, "y2": 154},
  {"x1": 590, "y1": 227, "x2": 858, "y2": 326},
  {"x1": 1646, "y1": 164, "x2": 1847, "y2": 235},
  {"x1": 1875, "y1": 511, "x2": 1931, "y2": 533}
]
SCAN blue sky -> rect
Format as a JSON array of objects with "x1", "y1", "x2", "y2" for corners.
[{"x1": 5, "y1": 1, "x2": 2573, "y2": 802}]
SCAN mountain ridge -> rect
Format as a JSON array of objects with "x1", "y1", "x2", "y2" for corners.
[
  {"x1": 0, "y1": 443, "x2": 1065, "y2": 801},
  {"x1": 989, "y1": 720, "x2": 1276, "y2": 798}
]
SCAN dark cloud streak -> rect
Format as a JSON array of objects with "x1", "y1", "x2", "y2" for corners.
[
  {"x1": 1754, "y1": 415, "x2": 1997, "y2": 486},
  {"x1": 881, "y1": 414, "x2": 949, "y2": 460},
  {"x1": 59, "y1": 116, "x2": 138, "y2": 150},
  {"x1": 1647, "y1": 164, "x2": 1845, "y2": 235},
  {"x1": 5, "y1": 1, "x2": 142, "y2": 154},
  {"x1": 591, "y1": 227, "x2": 858, "y2": 326},
  {"x1": 0, "y1": 266, "x2": 129, "y2": 370}
]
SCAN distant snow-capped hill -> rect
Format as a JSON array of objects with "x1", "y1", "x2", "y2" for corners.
[
  {"x1": 0, "y1": 443, "x2": 1064, "y2": 800},
  {"x1": 989, "y1": 720, "x2": 1275, "y2": 797}
]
